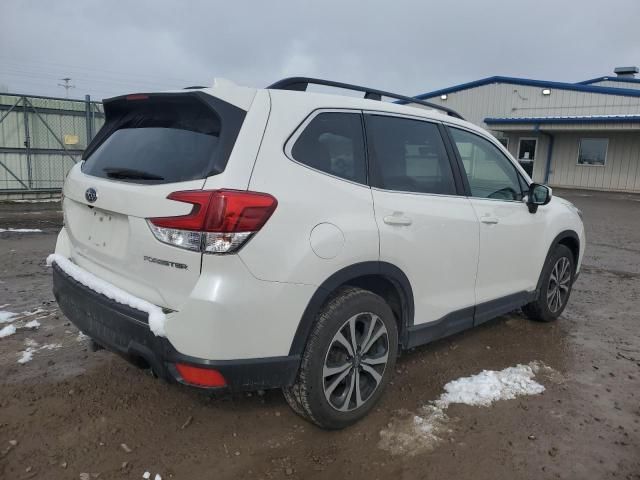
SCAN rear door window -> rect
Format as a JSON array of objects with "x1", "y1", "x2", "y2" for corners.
[
  {"x1": 364, "y1": 114, "x2": 457, "y2": 195},
  {"x1": 82, "y1": 94, "x2": 245, "y2": 184},
  {"x1": 290, "y1": 112, "x2": 367, "y2": 184}
]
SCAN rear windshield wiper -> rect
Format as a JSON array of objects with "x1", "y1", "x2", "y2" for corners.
[{"x1": 102, "y1": 167, "x2": 165, "y2": 181}]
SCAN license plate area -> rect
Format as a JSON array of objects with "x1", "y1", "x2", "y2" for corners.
[
  {"x1": 87, "y1": 208, "x2": 113, "y2": 249},
  {"x1": 85, "y1": 207, "x2": 129, "y2": 255}
]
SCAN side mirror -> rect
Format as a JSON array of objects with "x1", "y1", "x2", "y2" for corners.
[{"x1": 526, "y1": 183, "x2": 552, "y2": 213}]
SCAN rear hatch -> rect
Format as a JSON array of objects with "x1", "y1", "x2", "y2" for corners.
[{"x1": 62, "y1": 91, "x2": 247, "y2": 309}]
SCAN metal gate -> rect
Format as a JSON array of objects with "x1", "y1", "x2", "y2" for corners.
[{"x1": 0, "y1": 93, "x2": 104, "y2": 193}]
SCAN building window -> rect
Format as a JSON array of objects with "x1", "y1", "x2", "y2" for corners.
[
  {"x1": 578, "y1": 138, "x2": 608, "y2": 166},
  {"x1": 517, "y1": 138, "x2": 537, "y2": 161}
]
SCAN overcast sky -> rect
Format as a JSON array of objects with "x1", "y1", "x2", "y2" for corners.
[{"x1": 2, "y1": 0, "x2": 639, "y2": 101}]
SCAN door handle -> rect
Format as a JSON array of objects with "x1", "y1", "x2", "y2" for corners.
[
  {"x1": 480, "y1": 216, "x2": 499, "y2": 225},
  {"x1": 383, "y1": 215, "x2": 412, "y2": 226}
]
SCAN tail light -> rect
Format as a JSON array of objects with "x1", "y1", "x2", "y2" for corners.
[{"x1": 147, "y1": 189, "x2": 277, "y2": 254}]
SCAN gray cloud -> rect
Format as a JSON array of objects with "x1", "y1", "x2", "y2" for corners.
[{"x1": 1, "y1": 0, "x2": 639, "y2": 100}]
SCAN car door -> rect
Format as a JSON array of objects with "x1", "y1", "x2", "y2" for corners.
[
  {"x1": 445, "y1": 125, "x2": 547, "y2": 323},
  {"x1": 364, "y1": 113, "x2": 480, "y2": 337}
]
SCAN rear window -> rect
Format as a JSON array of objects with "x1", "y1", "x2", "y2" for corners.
[
  {"x1": 82, "y1": 94, "x2": 245, "y2": 184},
  {"x1": 290, "y1": 112, "x2": 367, "y2": 184},
  {"x1": 365, "y1": 114, "x2": 456, "y2": 195}
]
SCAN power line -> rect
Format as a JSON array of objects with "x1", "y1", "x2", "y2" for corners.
[
  {"x1": 1, "y1": 67, "x2": 182, "y2": 90},
  {"x1": 0, "y1": 69, "x2": 188, "y2": 100},
  {"x1": 0, "y1": 60, "x2": 210, "y2": 100},
  {"x1": 0, "y1": 55, "x2": 205, "y2": 87}
]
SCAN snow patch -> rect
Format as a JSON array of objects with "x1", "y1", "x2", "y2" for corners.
[
  {"x1": 18, "y1": 349, "x2": 34, "y2": 364},
  {"x1": 379, "y1": 361, "x2": 551, "y2": 456},
  {"x1": 47, "y1": 253, "x2": 166, "y2": 337},
  {"x1": 24, "y1": 320, "x2": 40, "y2": 329},
  {"x1": 0, "y1": 311, "x2": 17, "y2": 323},
  {"x1": 10, "y1": 198, "x2": 60, "y2": 203},
  {"x1": 17, "y1": 339, "x2": 61, "y2": 364},
  {"x1": 379, "y1": 406, "x2": 450, "y2": 455},
  {"x1": 435, "y1": 362, "x2": 545, "y2": 408},
  {"x1": 0, "y1": 324, "x2": 17, "y2": 338},
  {"x1": 0, "y1": 228, "x2": 43, "y2": 233}
]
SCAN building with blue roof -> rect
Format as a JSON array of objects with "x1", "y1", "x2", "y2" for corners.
[{"x1": 405, "y1": 67, "x2": 640, "y2": 192}]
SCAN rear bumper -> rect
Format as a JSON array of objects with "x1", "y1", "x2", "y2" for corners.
[{"x1": 52, "y1": 263, "x2": 299, "y2": 391}]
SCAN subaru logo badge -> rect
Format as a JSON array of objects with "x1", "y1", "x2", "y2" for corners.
[{"x1": 85, "y1": 188, "x2": 97, "y2": 203}]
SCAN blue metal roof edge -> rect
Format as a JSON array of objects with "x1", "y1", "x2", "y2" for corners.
[
  {"x1": 577, "y1": 76, "x2": 640, "y2": 85},
  {"x1": 485, "y1": 116, "x2": 640, "y2": 125},
  {"x1": 399, "y1": 76, "x2": 640, "y2": 104}
]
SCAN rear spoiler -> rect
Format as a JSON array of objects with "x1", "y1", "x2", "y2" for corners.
[{"x1": 83, "y1": 92, "x2": 245, "y2": 166}]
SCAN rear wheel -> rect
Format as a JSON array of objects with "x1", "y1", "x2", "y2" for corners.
[
  {"x1": 283, "y1": 287, "x2": 398, "y2": 429},
  {"x1": 523, "y1": 244, "x2": 575, "y2": 322}
]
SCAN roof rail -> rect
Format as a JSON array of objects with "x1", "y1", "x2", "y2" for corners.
[{"x1": 266, "y1": 77, "x2": 465, "y2": 120}]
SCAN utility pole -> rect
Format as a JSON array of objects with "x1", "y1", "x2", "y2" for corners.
[{"x1": 58, "y1": 77, "x2": 76, "y2": 98}]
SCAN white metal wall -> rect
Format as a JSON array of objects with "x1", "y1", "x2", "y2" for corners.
[
  {"x1": 549, "y1": 132, "x2": 640, "y2": 192},
  {"x1": 409, "y1": 81, "x2": 640, "y2": 193},
  {"x1": 587, "y1": 80, "x2": 640, "y2": 91},
  {"x1": 413, "y1": 82, "x2": 640, "y2": 128},
  {"x1": 500, "y1": 131, "x2": 640, "y2": 192}
]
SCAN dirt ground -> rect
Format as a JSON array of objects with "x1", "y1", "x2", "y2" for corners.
[{"x1": 0, "y1": 189, "x2": 638, "y2": 480}]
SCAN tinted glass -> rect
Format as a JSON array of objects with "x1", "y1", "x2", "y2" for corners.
[
  {"x1": 84, "y1": 128, "x2": 219, "y2": 183},
  {"x1": 365, "y1": 115, "x2": 456, "y2": 195},
  {"x1": 82, "y1": 95, "x2": 239, "y2": 184},
  {"x1": 291, "y1": 112, "x2": 366, "y2": 184},
  {"x1": 449, "y1": 127, "x2": 524, "y2": 201}
]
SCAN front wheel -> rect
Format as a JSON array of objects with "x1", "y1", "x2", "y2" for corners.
[
  {"x1": 523, "y1": 244, "x2": 575, "y2": 322},
  {"x1": 283, "y1": 287, "x2": 398, "y2": 429}
]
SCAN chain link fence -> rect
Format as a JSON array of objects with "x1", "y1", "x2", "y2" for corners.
[{"x1": 0, "y1": 93, "x2": 104, "y2": 194}]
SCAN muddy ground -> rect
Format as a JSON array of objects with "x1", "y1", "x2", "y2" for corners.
[{"x1": 0, "y1": 190, "x2": 638, "y2": 480}]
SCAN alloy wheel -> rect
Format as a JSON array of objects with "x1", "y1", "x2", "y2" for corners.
[
  {"x1": 547, "y1": 256, "x2": 571, "y2": 313},
  {"x1": 322, "y1": 312, "x2": 389, "y2": 412}
]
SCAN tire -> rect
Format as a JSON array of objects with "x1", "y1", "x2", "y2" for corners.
[
  {"x1": 523, "y1": 244, "x2": 575, "y2": 322},
  {"x1": 283, "y1": 287, "x2": 398, "y2": 429},
  {"x1": 281, "y1": 383, "x2": 306, "y2": 417}
]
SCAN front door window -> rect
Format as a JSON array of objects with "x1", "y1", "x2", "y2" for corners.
[{"x1": 448, "y1": 127, "x2": 525, "y2": 201}]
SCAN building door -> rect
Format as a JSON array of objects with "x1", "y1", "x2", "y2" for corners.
[{"x1": 517, "y1": 137, "x2": 537, "y2": 177}]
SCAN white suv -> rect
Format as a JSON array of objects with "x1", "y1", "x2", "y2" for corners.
[{"x1": 50, "y1": 77, "x2": 585, "y2": 429}]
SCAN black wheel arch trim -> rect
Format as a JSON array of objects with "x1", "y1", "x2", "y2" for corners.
[
  {"x1": 288, "y1": 261, "x2": 415, "y2": 356},
  {"x1": 536, "y1": 230, "x2": 580, "y2": 292}
]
